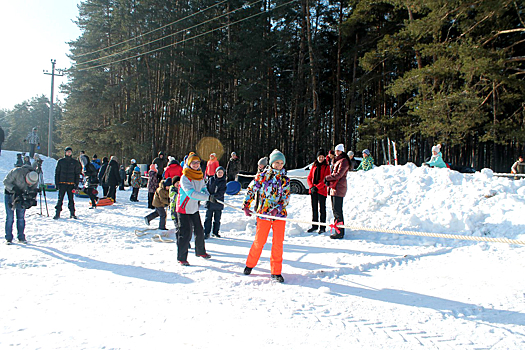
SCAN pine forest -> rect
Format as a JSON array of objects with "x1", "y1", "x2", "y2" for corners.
[{"x1": 2, "y1": 0, "x2": 525, "y2": 173}]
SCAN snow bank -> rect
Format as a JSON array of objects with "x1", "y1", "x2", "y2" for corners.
[
  {"x1": 0, "y1": 150, "x2": 57, "y2": 183},
  {"x1": 288, "y1": 164, "x2": 525, "y2": 245}
]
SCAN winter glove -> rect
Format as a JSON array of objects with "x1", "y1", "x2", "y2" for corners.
[
  {"x1": 324, "y1": 179, "x2": 331, "y2": 187},
  {"x1": 269, "y1": 208, "x2": 278, "y2": 216},
  {"x1": 243, "y1": 206, "x2": 253, "y2": 217},
  {"x1": 209, "y1": 195, "x2": 217, "y2": 204},
  {"x1": 310, "y1": 186, "x2": 318, "y2": 194}
]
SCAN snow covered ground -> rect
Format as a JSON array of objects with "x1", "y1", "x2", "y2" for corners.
[{"x1": 0, "y1": 150, "x2": 524, "y2": 349}]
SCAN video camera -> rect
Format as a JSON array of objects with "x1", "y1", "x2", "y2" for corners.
[
  {"x1": 13, "y1": 190, "x2": 39, "y2": 209},
  {"x1": 34, "y1": 158, "x2": 44, "y2": 174}
]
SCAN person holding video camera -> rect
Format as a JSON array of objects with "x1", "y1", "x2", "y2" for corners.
[
  {"x1": 54, "y1": 147, "x2": 82, "y2": 220},
  {"x1": 3, "y1": 164, "x2": 39, "y2": 244}
]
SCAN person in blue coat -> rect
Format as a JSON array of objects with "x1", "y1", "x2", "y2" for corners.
[
  {"x1": 204, "y1": 166, "x2": 227, "y2": 239},
  {"x1": 423, "y1": 144, "x2": 447, "y2": 168}
]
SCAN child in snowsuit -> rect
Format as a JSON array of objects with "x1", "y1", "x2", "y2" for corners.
[
  {"x1": 242, "y1": 149, "x2": 291, "y2": 283},
  {"x1": 356, "y1": 149, "x2": 374, "y2": 171},
  {"x1": 147, "y1": 164, "x2": 159, "y2": 209},
  {"x1": 204, "y1": 166, "x2": 227, "y2": 239},
  {"x1": 83, "y1": 155, "x2": 99, "y2": 209},
  {"x1": 130, "y1": 166, "x2": 141, "y2": 202},
  {"x1": 423, "y1": 144, "x2": 447, "y2": 168},
  {"x1": 144, "y1": 177, "x2": 171, "y2": 230},
  {"x1": 169, "y1": 176, "x2": 181, "y2": 230},
  {"x1": 119, "y1": 165, "x2": 126, "y2": 190},
  {"x1": 176, "y1": 154, "x2": 216, "y2": 266}
]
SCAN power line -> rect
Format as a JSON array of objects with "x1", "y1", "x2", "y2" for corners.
[
  {"x1": 76, "y1": 0, "x2": 263, "y2": 67},
  {"x1": 77, "y1": 0, "x2": 298, "y2": 72},
  {"x1": 75, "y1": 0, "x2": 229, "y2": 59}
]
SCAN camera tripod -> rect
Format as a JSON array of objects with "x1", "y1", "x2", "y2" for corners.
[{"x1": 36, "y1": 161, "x2": 49, "y2": 217}]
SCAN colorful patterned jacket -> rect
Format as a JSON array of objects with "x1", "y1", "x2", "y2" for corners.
[
  {"x1": 243, "y1": 168, "x2": 291, "y2": 220},
  {"x1": 169, "y1": 185, "x2": 179, "y2": 220},
  {"x1": 130, "y1": 171, "x2": 141, "y2": 188},
  {"x1": 356, "y1": 156, "x2": 374, "y2": 171}
]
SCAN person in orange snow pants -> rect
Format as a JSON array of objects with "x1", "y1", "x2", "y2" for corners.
[
  {"x1": 242, "y1": 149, "x2": 291, "y2": 283},
  {"x1": 246, "y1": 218, "x2": 286, "y2": 275}
]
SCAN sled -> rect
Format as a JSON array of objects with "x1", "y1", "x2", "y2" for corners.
[
  {"x1": 91, "y1": 198, "x2": 114, "y2": 207},
  {"x1": 226, "y1": 181, "x2": 242, "y2": 195},
  {"x1": 74, "y1": 190, "x2": 90, "y2": 198},
  {"x1": 41, "y1": 183, "x2": 58, "y2": 192}
]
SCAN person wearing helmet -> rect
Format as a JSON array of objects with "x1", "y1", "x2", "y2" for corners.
[{"x1": 3, "y1": 164, "x2": 40, "y2": 244}]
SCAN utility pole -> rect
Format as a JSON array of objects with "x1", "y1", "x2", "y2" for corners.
[{"x1": 43, "y1": 59, "x2": 63, "y2": 158}]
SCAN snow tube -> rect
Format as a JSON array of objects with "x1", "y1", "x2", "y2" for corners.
[
  {"x1": 42, "y1": 183, "x2": 58, "y2": 192},
  {"x1": 91, "y1": 198, "x2": 114, "y2": 207},
  {"x1": 74, "y1": 190, "x2": 89, "y2": 198},
  {"x1": 226, "y1": 181, "x2": 242, "y2": 195}
]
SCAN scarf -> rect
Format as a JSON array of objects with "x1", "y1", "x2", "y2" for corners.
[
  {"x1": 183, "y1": 167, "x2": 204, "y2": 181},
  {"x1": 313, "y1": 160, "x2": 324, "y2": 185}
]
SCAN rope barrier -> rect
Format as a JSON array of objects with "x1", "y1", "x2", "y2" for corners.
[{"x1": 217, "y1": 200, "x2": 525, "y2": 246}]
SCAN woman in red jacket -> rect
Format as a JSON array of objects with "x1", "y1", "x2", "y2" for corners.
[{"x1": 306, "y1": 149, "x2": 331, "y2": 233}]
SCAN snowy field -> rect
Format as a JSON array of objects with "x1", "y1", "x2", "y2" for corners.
[{"x1": 0, "y1": 150, "x2": 524, "y2": 349}]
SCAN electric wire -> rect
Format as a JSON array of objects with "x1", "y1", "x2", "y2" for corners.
[
  {"x1": 77, "y1": 0, "x2": 263, "y2": 67},
  {"x1": 77, "y1": 0, "x2": 297, "y2": 71},
  {"x1": 75, "y1": 0, "x2": 229, "y2": 59}
]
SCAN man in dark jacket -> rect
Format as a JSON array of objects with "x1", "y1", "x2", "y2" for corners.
[
  {"x1": 3, "y1": 164, "x2": 39, "y2": 243},
  {"x1": 98, "y1": 157, "x2": 109, "y2": 197},
  {"x1": 54, "y1": 147, "x2": 82, "y2": 219},
  {"x1": 324, "y1": 144, "x2": 350, "y2": 239},
  {"x1": 204, "y1": 166, "x2": 227, "y2": 239},
  {"x1": 226, "y1": 152, "x2": 240, "y2": 182},
  {"x1": 152, "y1": 152, "x2": 167, "y2": 181},
  {"x1": 104, "y1": 156, "x2": 121, "y2": 201}
]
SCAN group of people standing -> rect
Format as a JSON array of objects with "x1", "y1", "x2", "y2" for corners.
[{"x1": 306, "y1": 145, "x2": 374, "y2": 239}]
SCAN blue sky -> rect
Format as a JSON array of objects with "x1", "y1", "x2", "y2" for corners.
[{"x1": 0, "y1": 0, "x2": 81, "y2": 110}]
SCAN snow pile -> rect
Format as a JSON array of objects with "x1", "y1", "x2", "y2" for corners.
[
  {"x1": 0, "y1": 150, "x2": 57, "y2": 183},
  {"x1": 287, "y1": 164, "x2": 525, "y2": 244}
]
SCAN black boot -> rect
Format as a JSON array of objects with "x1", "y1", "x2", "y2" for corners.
[
  {"x1": 271, "y1": 274, "x2": 284, "y2": 283},
  {"x1": 243, "y1": 266, "x2": 253, "y2": 275},
  {"x1": 330, "y1": 232, "x2": 344, "y2": 239},
  {"x1": 307, "y1": 226, "x2": 318, "y2": 233},
  {"x1": 53, "y1": 212, "x2": 60, "y2": 220}
]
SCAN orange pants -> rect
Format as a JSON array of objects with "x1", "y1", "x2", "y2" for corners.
[{"x1": 246, "y1": 218, "x2": 286, "y2": 275}]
